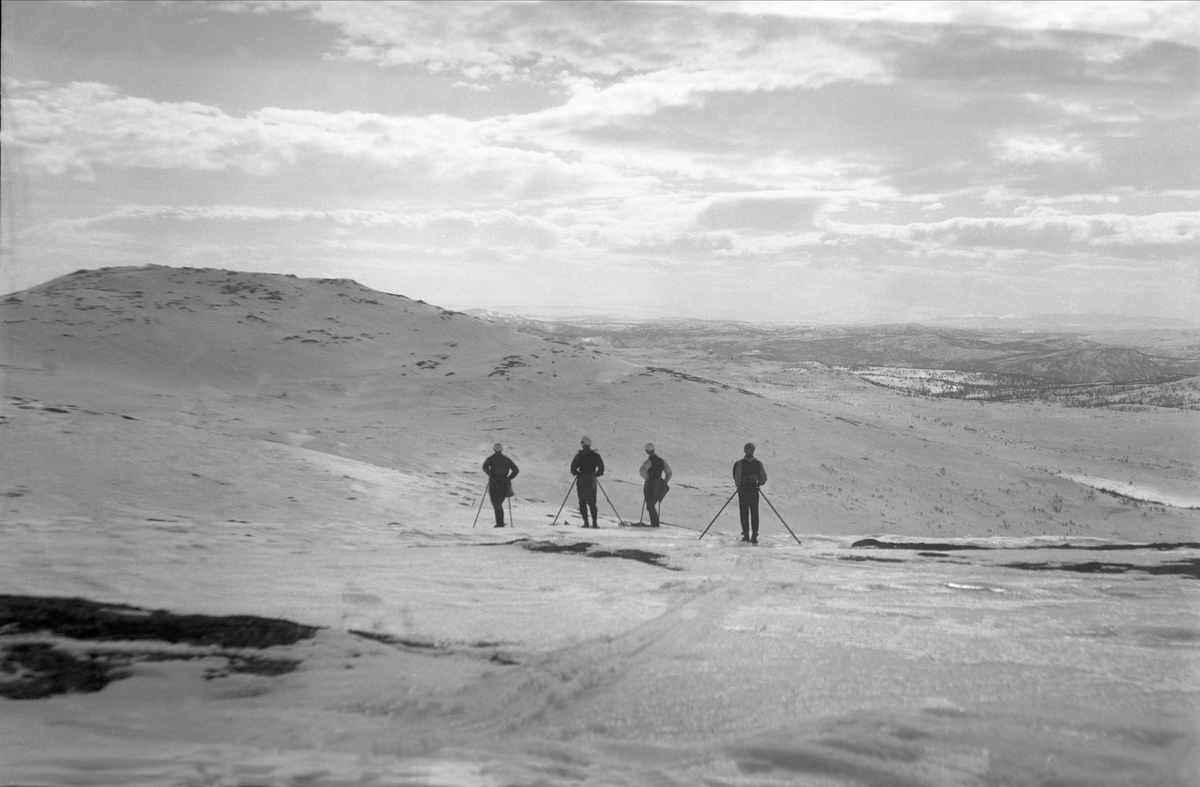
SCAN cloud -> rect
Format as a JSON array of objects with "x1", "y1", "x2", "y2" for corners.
[
  {"x1": 492, "y1": 43, "x2": 889, "y2": 141},
  {"x1": 821, "y1": 211, "x2": 1200, "y2": 256},
  {"x1": 6, "y1": 3, "x2": 1197, "y2": 322},
  {"x1": 301, "y1": 0, "x2": 893, "y2": 141},
  {"x1": 1, "y1": 80, "x2": 469, "y2": 178},
  {"x1": 711, "y1": 1, "x2": 1200, "y2": 49},
  {"x1": 1, "y1": 79, "x2": 643, "y2": 203},
  {"x1": 70, "y1": 204, "x2": 564, "y2": 249},
  {"x1": 694, "y1": 194, "x2": 823, "y2": 233},
  {"x1": 616, "y1": 233, "x2": 736, "y2": 261},
  {"x1": 300, "y1": 1, "x2": 1200, "y2": 94},
  {"x1": 305, "y1": 2, "x2": 890, "y2": 84},
  {"x1": 993, "y1": 133, "x2": 1100, "y2": 166}
]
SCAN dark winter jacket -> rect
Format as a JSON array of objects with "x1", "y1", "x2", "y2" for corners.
[
  {"x1": 733, "y1": 457, "x2": 767, "y2": 488},
  {"x1": 571, "y1": 448, "x2": 605, "y2": 477},
  {"x1": 483, "y1": 453, "x2": 519, "y2": 481},
  {"x1": 639, "y1": 453, "x2": 672, "y2": 482}
]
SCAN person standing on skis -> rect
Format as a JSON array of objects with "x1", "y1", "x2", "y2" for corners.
[
  {"x1": 639, "y1": 443, "x2": 672, "y2": 527},
  {"x1": 482, "y1": 443, "x2": 519, "y2": 528},
  {"x1": 733, "y1": 442, "x2": 767, "y2": 543},
  {"x1": 570, "y1": 436, "x2": 604, "y2": 528}
]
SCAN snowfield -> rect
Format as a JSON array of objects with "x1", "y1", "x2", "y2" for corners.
[
  {"x1": 3, "y1": 502, "x2": 1197, "y2": 786},
  {"x1": 1058, "y1": 474, "x2": 1200, "y2": 510},
  {"x1": 843, "y1": 367, "x2": 1019, "y2": 397},
  {"x1": 1, "y1": 267, "x2": 1197, "y2": 786}
]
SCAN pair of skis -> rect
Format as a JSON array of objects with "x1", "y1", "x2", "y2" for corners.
[
  {"x1": 478, "y1": 477, "x2": 802, "y2": 547},
  {"x1": 698, "y1": 487, "x2": 802, "y2": 546},
  {"x1": 549, "y1": 476, "x2": 627, "y2": 526}
]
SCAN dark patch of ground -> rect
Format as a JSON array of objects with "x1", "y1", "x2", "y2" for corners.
[
  {"x1": 203, "y1": 654, "x2": 302, "y2": 679},
  {"x1": 525, "y1": 540, "x2": 592, "y2": 555},
  {"x1": 840, "y1": 556, "x2": 906, "y2": 564},
  {"x1": 844, "y1": 544, "x2": 1199, "y2": 578},
  {"x1": 851, "y1": 538, "x2": 1200, "y2": 552},
  {"x1": 851, "y1": 539, "x2": 982, "y2": 551},
  {"x1": 1, "y1": 641, "x2": 304, "y2": 699},
  {"x1": 348, "y1": 630, "x2": 520, "y2": 665},
  {"x1": 0, "y1": 595, "x2": 316, "y2": 699},
  {"x1": 1, "y1": 642, "x2": 119, "y2": 699},
  {"x1": 488, "y1": 355, "x2": 527, "y2": 377},
  {"x1": 1002, "y1": 558, "x2": 1200, "y2": 580},
  {"x1": 0, "y1": 594, "x2": 319, "y2": 648},
  {"x1": 518, "y1": 539, "x2": 679, "y2": 570},
  {"x1": 349, "y1": 629, "x2": 440, "y2": 650},
  {"x1": 590, "y1": 548, "x2": 679, "y2": 569},
  {"x1": 647, "y1": 366, "x2": 762, "y2": 397}
]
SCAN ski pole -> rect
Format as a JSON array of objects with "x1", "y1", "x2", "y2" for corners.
[
  {"x1": 639, "y1": 499, "x2": 645, "y2": 525},
  {"x1": 698, "y1": 488, "x2": 738, "y2": 540},
  {"x1": 597, "y1": 480, "x2": 624, "y2": 524},
  {"x1": 508, "y1": 495, "x2": 515, "y2": 528},
  {"x1": 551, "y1": 477, "x2": 578, "y2": 525},
  {"x1": 760, "y1": 490, "x2": 802, "y2": 546},
  {"x1": 472, "y1": 479, "x2": 491, "y2": 528}
]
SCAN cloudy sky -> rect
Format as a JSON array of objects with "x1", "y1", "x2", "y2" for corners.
[{"x1": 2, "y1": 1, "x2": 1197, "y2": 323}]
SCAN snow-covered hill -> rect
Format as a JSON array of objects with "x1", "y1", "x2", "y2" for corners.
[{"x1": 5, "y1": 266, "x2": 1195, "y2": 541}]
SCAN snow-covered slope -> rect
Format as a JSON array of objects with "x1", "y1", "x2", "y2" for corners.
[
  {"x1": 4, "y1": 266, "x2": 1195, "y2": 541},
  {"x1": 1, "y1": 266, "x2": 1197, "y2": 786}
]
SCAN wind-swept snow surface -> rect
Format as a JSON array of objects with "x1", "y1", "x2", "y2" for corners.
[
  {"x1": 3, "y1": 518, "x2": 1197, "y2": 786},
  {"x1": 2, "y1": 267, "x2": 1197, "y2": 786}
]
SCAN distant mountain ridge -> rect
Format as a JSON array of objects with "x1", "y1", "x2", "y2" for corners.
[
  {"x1": 465, "y1": 308, "x2": 1198, "y2": 333},
  {"x1": 459, "y1": 312, "x2": 1200, "y2": 384},
  {"x1": 928, "y1": 313, "x2": 1200, "y2": 331},
  {"x1": 5, "y1": 267, "x2": 1195, "y2": 387}
]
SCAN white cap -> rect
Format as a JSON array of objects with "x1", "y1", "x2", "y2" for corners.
[
  {"x1": 581, "y1": 436, "x2": 592, "y2": 446},
  {"x1": 493, "y1": 442, "x2": 503, "y2": 451},
  {"x1": 645, "y1": 443, "x2": 655, "y2": 452}
]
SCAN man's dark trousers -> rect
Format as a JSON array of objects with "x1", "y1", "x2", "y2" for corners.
[
  {"x1": 644, "y1": 480, "x2": 660, "y2": 527},
  {"x1": 488, "y1": 481, "x2": 507, "y2": 526},
  {"x1": 577, "y1": 475, "x2": 598, "y2": 524},
  {"x1": 738, "y1": 485, "x2": 760, "y2": 538}
]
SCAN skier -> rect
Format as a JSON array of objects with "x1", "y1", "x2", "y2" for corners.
[
  {"x1": 639, "y1": 443, "x2": 672, "y2": 527},
  {"x1": 482, "y1": 443, "x2": 519, "y2": 528},
  {"x1": 570, "y1": 436, "x2": 605, "y2": 528},
  {"x1": 733, "y1": 442, "x2": 767, "y2": 543}
]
